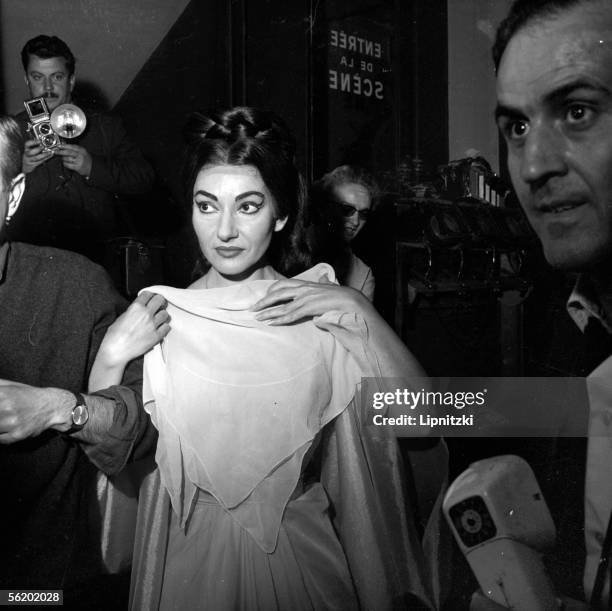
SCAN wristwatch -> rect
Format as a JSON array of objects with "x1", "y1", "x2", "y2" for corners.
[{"x1": 69, "y1": 392, "x2": 89, "y2": 431}]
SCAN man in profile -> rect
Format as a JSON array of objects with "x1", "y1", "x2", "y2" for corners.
[
  {"x1": 0, "y1": 114, "x2": 154, "y2": 608},
  {"x1": 472, "y1": 0, "x2": 612, "y2": 607},
  {"x1": 10, "y1": 34, "x2": 154, "y2": 263}
]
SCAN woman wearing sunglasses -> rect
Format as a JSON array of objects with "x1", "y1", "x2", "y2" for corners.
[{"x1": 310, "y1": 165, "x2": 378, "y2": 300}]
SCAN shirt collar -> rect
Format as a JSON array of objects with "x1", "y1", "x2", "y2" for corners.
[{"x1": 567, "y1": 273, "x2": 612, "y2": 333}]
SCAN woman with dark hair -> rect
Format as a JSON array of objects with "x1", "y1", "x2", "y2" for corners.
[
  {"x1": 310, "y1": 165, "x2": 378, "y2": 300},
  {"x1": 91, "y1": 107, "x2": 446, "y2": 611}
]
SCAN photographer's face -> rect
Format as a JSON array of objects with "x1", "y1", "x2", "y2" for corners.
[{"x1": 25, "y1": 55, "x2": 74, "y2": 111}]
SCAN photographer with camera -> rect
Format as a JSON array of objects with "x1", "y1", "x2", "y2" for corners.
[{"x1": 9, "y1": 35, "x2": 155, "y2": 264}]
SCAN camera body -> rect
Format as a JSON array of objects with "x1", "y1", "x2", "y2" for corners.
[
  {"x1": 443, "y1": 455, "x2": 558, "y2": 610},
  {"x1": 24, "y1": 97, "x2": 61, "y2": 152}
]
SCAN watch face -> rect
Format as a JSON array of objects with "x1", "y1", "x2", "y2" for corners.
[{"x1": 72, "y1": 403, "x2": 89, "y2": 426}]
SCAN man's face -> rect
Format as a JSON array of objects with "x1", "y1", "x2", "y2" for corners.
[
  {"x1": 0, "y1": 170, "x2": 24, "y2": 237},
  {"x1": 0, "y1": 176, "x2": 9, "y2": 235},
  {"x1": 496, "y1": 3, "x2": 612, "y2": 271},
  {"x1": 24, "y1": 55, "x2": 74, "y2": 111}
]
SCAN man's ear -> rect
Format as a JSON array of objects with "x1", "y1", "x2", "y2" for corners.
[
  {"x1": 69, "y1": 73, "x2": 76, "y2": 94},
  {"x1": 7, "y1": 173, "x2": 25, "y2": 220},
  {"x1": 274, "y1": 216, "x2": 288, "y2": 233}
]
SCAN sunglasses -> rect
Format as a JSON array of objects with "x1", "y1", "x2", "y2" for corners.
[{"x1": 334, "y1": 201, "x2": 371, "y2": 221}]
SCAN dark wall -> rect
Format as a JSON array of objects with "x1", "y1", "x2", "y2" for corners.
[
  {"x1": 109, "y1": 0, "x2": 450, "y2": 286},
  {"x1": 397, "y1": 0, "x2": 448, "y2": 178},
  {"x1": 243, "y1": 0, "x2": 313, "y2": 176},
  {"x1": 116, "y1": 0, "x2": 231, "y2": 204},
  {"x1": 114, "y1": 0, "x2": 449, "y2": 202},
  {"x1": 114, "y1": 0, "x2": 232, "y2": 285}
]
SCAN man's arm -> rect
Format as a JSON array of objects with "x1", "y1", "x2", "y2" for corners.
[
  {"x1": 0, "y1": 361, "x2": 154, "y2": 476},
  {"x1": 77, "y1": 265, "x2": 157, "y2": 473}
]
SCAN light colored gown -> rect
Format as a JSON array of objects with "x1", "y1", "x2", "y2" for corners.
[{"x1": 130, "y1": 264, "x2": 448, "y2": 611}]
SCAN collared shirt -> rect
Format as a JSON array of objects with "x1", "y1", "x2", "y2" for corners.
[
  {"x1": 567, "y1": 275, "x2": 612, "y2": 333},
  {"x1": 567, "y1": 275, "x2": 612, "y2": 605}
]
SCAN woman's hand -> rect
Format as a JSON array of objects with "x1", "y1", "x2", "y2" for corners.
[
  {"x1": 89, "y1": 292, "x2": 170, "y2": 392},
  {"x1": 253, "y1": 272, "x2": 426, "y2": 380},
  {"x1": 99, "y1": 291, "x2": 170, "y2": 368},
  {"x1": 252, "y1": 274, "x2": 372, "y2": 325}
]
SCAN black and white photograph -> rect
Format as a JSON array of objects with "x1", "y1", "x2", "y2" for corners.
[{"x1": 0, "y1": 1, "x2": 609, "y2": 609}]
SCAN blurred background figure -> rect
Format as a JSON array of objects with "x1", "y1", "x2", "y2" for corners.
[{"x1": 310, "y1": 165, "x2": 378, "y2": 300}]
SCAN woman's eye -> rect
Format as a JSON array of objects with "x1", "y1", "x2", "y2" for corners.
[
  {"x1": 195, "y1": 201, "x2": 214, "y2": 213},
  {"x1": 238, "y1": 202, "x2": 262, "y2": 214}
]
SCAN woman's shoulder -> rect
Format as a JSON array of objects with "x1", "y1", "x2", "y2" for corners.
[{"x1": 292, "y1": 262, "x2": 337, "y2": 283}]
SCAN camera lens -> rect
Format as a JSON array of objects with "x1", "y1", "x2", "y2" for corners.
[
  {"x1": 42, "y1": 135, "x2": 56, "y2": 147},
  {"x1": 449, "y1": 495, "x2": 497, "y2": 547},
  {"x1": 39, "y1": 123, "x2": 52, "y2": 135}
]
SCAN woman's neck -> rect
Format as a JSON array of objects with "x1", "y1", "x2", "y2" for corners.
[{"x1": 198, "y1": 264, "x2": 281, "y2": 289}]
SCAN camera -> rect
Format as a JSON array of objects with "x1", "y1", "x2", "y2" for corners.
[
  {"x1": 23, "y1": 97, "x2": 87, "y2": 153},
  {"x1": 24, "y1": 97, "x2": 61, "y2": 152}
]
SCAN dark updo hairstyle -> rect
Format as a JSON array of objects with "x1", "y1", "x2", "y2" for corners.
[{"x1": 182, "y1": 106, "x2": 311, "y2": 277}]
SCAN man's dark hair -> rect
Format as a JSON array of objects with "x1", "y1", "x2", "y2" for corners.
[
  {"x1": 0, "y1": 116, "x2": 24, "y2": 190},
  {"x1": 21, "y1": 35, "x2": 75, "y2": 75},
  {"x1": 493, "y1": 0, "x2": 591, "y2": 71}
]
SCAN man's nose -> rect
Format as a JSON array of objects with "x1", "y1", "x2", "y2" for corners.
[
  {"x1": 217, "y1": 211, "x2": 238, "y2": 241},
  {"x1": 519, "y1": 123, "x2": 568, "y2": 186},
  {"x1": 43, "y1": 78, "x2": 53, "y2": 92}
]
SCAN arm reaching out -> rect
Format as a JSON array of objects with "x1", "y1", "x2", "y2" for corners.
[{"x1": 89, "y1": 291, "x2": 170, "y2": 392}]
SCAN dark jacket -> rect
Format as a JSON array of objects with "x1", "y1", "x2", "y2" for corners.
[
  {"x1": 0, "y1": 242, "x2": 153, "y2": 608},
  {"x1": 9, "y1": 110, "x2": 155, "y2": 260}
]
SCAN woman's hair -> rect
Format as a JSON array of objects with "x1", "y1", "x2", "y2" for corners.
[
  {"x1": 182, "y1": 106, "x2": 311, "y2": 277},
  {"x1": 315, "y1": 164, "x2": 379, "y2": 210}
]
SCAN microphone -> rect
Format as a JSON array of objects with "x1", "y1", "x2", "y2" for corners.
[{"x1": 443, "y1": 455, "x2": 558, "y2": 610}]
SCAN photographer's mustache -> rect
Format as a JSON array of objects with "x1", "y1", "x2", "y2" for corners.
[{"x1": 43, "y1": 93, "x2": 59, "y2": 99}]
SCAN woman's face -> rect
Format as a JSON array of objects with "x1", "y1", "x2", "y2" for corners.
[
  {"x1": 331, "y1": 182, "x2": 372, "y2": 242},
  {"x1": 192, "y1": 164, "x2": 287, "y2": 284}
]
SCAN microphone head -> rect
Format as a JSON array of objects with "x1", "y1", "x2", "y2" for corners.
[{"x1": 50, "y1": 103, "x2": 87, "y2": 139}]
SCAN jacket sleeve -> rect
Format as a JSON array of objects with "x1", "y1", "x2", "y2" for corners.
[
  {"x1": 79, "y1": 261, "x2": 156, "y2": 475},
  {"x1": 86, "y1": 114, "x2": 155, "y2": 196}
]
